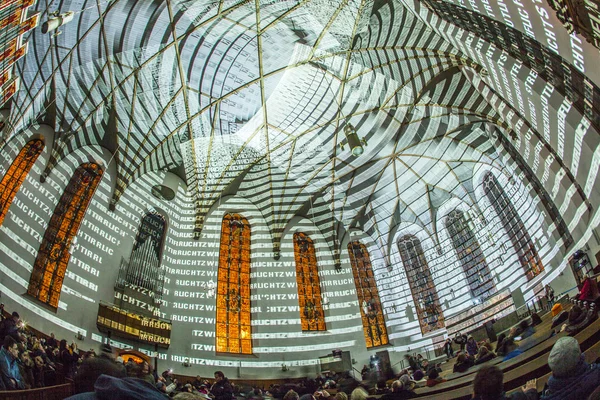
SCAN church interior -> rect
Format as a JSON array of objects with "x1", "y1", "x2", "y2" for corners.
[{"x1": 1, "y1": 0, "x2": 600, "y2": 398}]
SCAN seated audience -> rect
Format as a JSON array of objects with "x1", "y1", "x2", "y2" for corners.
[
  {"x1": 426, "y1": 369, "x2": 446, "y2": 387},
  {"x1": 475, "y1": 346, "x2": 496, "y2": 365},
  {"x1": 541, "y1": 336, "x2": 600, "y2": 400},
  {"x1": 471, "y1": 365, "x2": 537, "y2": 400},
  {"x1": 453, "y1": 353, "x2": 475, "y2": 373},
  {"x1": 466, "y1": 336, "x2": 479, "y2": 357},
  {"x1": 0, "y1": 336, "x2": 25, "y2": 390},
  {"x1": 502, "y1": 339, "x2": 523, "y2": 361},
  {"x1": 73, "y1": 353, "x2": 128, "y2": 394},
  {"x1": 285, "y1": 390, "x2": 301, "y2": 400}
]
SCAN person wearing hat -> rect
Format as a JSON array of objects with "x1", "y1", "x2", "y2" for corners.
[{"x1": 541, "y1": 336, "x2": 600, "y2": 399}]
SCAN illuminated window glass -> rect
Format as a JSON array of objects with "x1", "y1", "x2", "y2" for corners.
[
  {"x1": 446, "y1": 209, "x2": 496, "y2": 299},
  {"x1": 397, "y1": 235, "x2": 445, "y2": 334},
  {"x1": 0, "y1": 139, "x2": 44, "y2": 226},
  {"x1": 216, "y1": 213, "x2": 252, "y2": 354},
  {"x1": 347, "y1": 241, "x2": 388, "y2": 347},
  {"x1": 483, "y1": 172, "x2": 543, "y2": 280},
  {"x1": 294, "y1": 233, "x2": 326, "y2": 331},
  {"x1": 27, "y1": 163, "x2": 103, "y2": 308}
]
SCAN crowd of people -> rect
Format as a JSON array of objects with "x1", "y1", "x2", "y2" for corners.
[{"x1": 1, "y1": 299, "x2": 600, "y2": 399}]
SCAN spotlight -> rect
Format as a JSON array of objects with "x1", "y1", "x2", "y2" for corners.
[
  {"x1": 344, "y1": 123, "x2": 364, "y2": 156},
  {"x1": 42, "y1": 11, "x2": 75, "y2": 36}
]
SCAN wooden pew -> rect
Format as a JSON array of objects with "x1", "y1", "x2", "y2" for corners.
[
  {"x1": 0, "y1": 383, "x2": 72, "y2": 400},
  {"x1": 413, "y1": 316, "x2": 600, "y2": 399}
]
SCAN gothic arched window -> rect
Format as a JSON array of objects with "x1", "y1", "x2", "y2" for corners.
[
  {"x1": 446, "y1": 209, "x2": 496, "y2": 299},
  {"x1": 483, "y1": 172, "x2": 544, "y2": 280},
  {"x1": 397, "y1": 235, "x2": 445, "y2": 334},
  {"x1": 216, "y1": 213, "x2": 252, "y2": 354},
  {"x1": 123, "y1": 212, "x2": 167, "y2": 292},
  {"x1": 294, "y1": 232, "x2": 326, "y2": 331},
  {"x1": 28, "y1": 162, "x2": 103, "y2": 308},
  {"x1": 348, "y1": 241, "x2": 388, "y2": 347},
  {"x1": 0, "y1": 139, "x2": 44, "y2": 225}
]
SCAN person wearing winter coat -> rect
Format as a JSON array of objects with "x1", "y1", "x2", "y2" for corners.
[
  {"x1": 211, "y1": 370, "x2": 234, "y2": 400},
  {"x1": 541, "y1": 336, "x2": 600, "y2": 400}
]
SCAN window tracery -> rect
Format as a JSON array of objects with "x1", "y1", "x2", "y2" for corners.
[
  {"x1": 483, "y1": 172, "x2": 543, "y2": 280},
  {"x1": 397, "y1": 235, "x2": 445, "y2": 334},
  {"x1": 294, "y1": 232, "x2": 326, "y2": 331},
  {"x1": 27, "y1": 162, "x2": 103, "y2": 308},
  {"x1": 446, "y1": 209, "x2": 496, "y2": 299},
  {"x1": 0, "y1": 139, "x2": 44, "y2": 225},
  {"x1": 347, "y1": 241, "x2": 388, "y2": 347},
  {"x1": 216, "y1": 213, "x2": 252, "y2": 354}
]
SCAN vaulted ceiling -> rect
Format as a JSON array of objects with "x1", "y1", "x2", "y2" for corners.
[{"x1": 7, "y1": 0, "x2": 515, "y2": 258}]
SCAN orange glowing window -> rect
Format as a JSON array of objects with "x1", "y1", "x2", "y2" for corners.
[
  {"x1": 27, "y1": 163, "x2": 103, "y2": 309},
  {"x1": 348, "y1": 241, "x2": 389, "y2": 348},
  {"x1": 216, "y1": 213, "x2": 252, "y2": 354},
  {"x1": 0, "y1": 139, "x2": 44, "y2": 226},
  {"x1": 293, "y1": 233, "x2": 326, "y2": 332},
  {"x1": 483, "y1": 172, "x2": 544, "y2": 280}
]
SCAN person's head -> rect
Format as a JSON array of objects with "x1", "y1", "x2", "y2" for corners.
[
  {"x1": 413, "y1": 370, "x2": 424, "y2": 381},
  {"x1": 496, "y1": 333, "x2": 506, "y2": 343},
  {"x1": 467, "y1": 335, "x2": 475, "y2": 342},
  {"x1": 73, "y1": 356, "x2": 127, "y2": 393},
  {"x1": 50, "y1": 333, "x2": 55, "y2": 339},
  {"x1": 548, "y1": 336, "x2": 583, "y2": 378},
  {"x1": 3, "y1": 336, "x2": 18, "y2": 359},
  {"x1": 350, "y1": 387, "x2": 368, "y2": 400},
  {"x1": 34, "y1": 355, "x2": 44, "y2": 368},
  {"x1": 334, "y1": 392, "x2": 348, "y2": 400},
  {"x1": 568, "y1": 306, "x2": 584, "y2": 323},
  {"x1": 284, "y1": 389, "x2": 300, "y2": 400},
  {"x1": 59, "y1": 339, "x2": 67, "y2": 350},
  {"x1": 12, "y1": 311, "x2": 20, "y2": 322},
  {"x1": 391, "y1": 380, "x2": 404, "y2": 393},
  {"x1": 214, "y1": 370, "x2": 225, "y2": 381},
  {"x1": 478, "y1": 346, "x2": 489, "y2": 356},
  {"x1": 173, "y1": 394, "x2": 200, "y2": 400},
  {"x1": 519, "y1": 319, "x2": 530, "y2": 330},
  {"x1": 428, "y1": 369, "x2": 439, "y2": 380},
  {"x1": 473, "y1": 366, "x2": 504, "y2": 400}
]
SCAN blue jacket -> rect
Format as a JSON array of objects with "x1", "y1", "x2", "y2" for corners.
[
  {"x1": 541, "y1": 360, "x2": 600, "y2": 400},
  {"x1": 503, "y1": 349, "x2": 523, "y2": 361},
  {"x1": 0, "y1": 347, "x2": 24, "y2": 390}
]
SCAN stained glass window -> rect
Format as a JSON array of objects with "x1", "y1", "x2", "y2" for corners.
[
  {"x1": 397, "y1": 235, "x2": 445, "y2": 334},
  {"x1": 216, "y1": 213, "x2": 252, "y2": 354},
  {"x1": 483, "y1": 172, "x2": 544, "y2": 280},
  {"x1": 347, "y1": 241, "x2": 388, "y2": 347},
  {"x1": 294, "y1": 232, "x2": 326, "y2": 331},
  {"x1": 28, "y1": 162, "x2": 103, "y2": 308},
  {"x1": 446, "y1": 209, "x2": 496, "y2": 299},
  {"x1": 0, "y1": 139, "x2": 44, "y2": 225}
]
